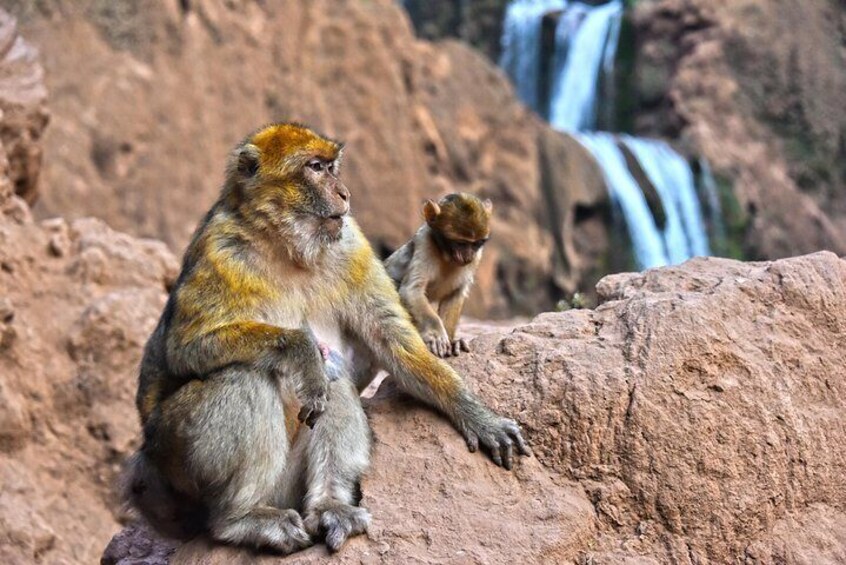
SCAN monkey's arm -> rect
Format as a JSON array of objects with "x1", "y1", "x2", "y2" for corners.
[
  {"x1": 397, "y1": 252, "x2": 453, "y2": 357},
  {"x1": 399, "y1": 273, "x2": 445, "y2": 334},
  {"x1": 439, "y1": 290, "x2": 471, "y2": 356},
  {"x1": 439, "y1": 289, "x2": 467, "y2": 341},
  {"x1": 344, "y1": 251, "x2": 529, "y2": 469},
  {"x1": 165, "y1": 320, "x2": 328, "y2": 425}
]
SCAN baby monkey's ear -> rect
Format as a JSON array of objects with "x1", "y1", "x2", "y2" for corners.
[
  {"x1": 482, "y1": 198, "x2": 493, "y2": 213},
  {"x1": 234, "y1": 143, "x2": 261, "y2": 178},
  {"x1": 422, "y1": 199, "x2": 441, "y2": 223}
]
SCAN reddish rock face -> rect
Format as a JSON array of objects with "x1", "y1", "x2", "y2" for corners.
[
  {"x1": 1, "y1": 3, "x2": 845, "y2": 564},
  {"x1": 0, "y1": 8, "x2": 48, "y2": 206},
  {"x1": 12, "y1": 0, "x2": 606, "y2": 318},
  {"x1": 0, "y1": 213, "x2": 177, "y2": 564}
]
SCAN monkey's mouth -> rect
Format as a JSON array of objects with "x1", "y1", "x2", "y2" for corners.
[
  {"x1": 452, "y1": 250, "x2": 474, "y2": 265},
  {"x1": 318, "y1": 213, "x2": 346, "y2": 237}
]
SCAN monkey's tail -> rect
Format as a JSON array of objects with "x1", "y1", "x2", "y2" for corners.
[{"x1": 123, "y1": 450, "x2": 207, "y2": 541}]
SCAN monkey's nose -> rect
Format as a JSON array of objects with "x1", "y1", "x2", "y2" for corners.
[{"x1": 336, "y1": 185, "x2": 350, "y2": 202}]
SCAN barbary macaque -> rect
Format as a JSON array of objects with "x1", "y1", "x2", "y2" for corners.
[
  {"x1": 385, "y1": 193, "x2": 492, "y2": 357},
  {"x1": 127, "y1": 123, "x2": 528, "y2": 555}
]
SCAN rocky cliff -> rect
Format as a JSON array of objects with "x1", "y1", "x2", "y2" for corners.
[
  {"x1": 10, "y1": 0, "x2": 608, "y2": 317},
  {"x1": 1, "y1": 3, "x2": 845, "y2": 564}
]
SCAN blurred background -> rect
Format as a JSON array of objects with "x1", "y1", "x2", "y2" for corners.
[{"x1": 5, "y1": 0, "x2": 846, "y2": 318}]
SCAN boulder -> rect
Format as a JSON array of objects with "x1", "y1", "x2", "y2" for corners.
[{"x1": 102, "y1": 251, "x2": 846, "y2": 564}]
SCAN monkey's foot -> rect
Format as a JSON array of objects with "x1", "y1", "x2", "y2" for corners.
[
  {"x1": 212, "y1": 507, "x2": 312, "y2": 554},
  {"x1": 304, "y1": 503, "x2": 371, "y2": 553},
  {"x1": 272, "y1": 509, "x2": 313, "y2": 553}
]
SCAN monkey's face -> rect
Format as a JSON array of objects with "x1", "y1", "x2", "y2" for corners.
[
  {"x1": 299, "y1": 157, "x2": 350, "y2": 241},
  {"x1": 424, "y1": 193, "x2": 492, "y2": 266},
  {"x1": 232, "y1": 124, "x2": 350, "y2": 253}
]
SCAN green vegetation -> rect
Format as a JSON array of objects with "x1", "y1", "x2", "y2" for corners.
[
  {"x1": 610, "y1": 13, "x2": 638, "y2": 133},
  {"x1": 710, "y1": 173, "x2": 748, "y2": 260},
  {"x1": 402, "y1": 0, "x2": 511, "y2": 62}
]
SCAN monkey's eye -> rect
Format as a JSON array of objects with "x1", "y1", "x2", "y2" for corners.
[
  {"x1": 472, "y1": 239, "x2": 488, "y2": 250},
  {"x1": 307, "y1": 160, "x2": 325, "y2": 172}
]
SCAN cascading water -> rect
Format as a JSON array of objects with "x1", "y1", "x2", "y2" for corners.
[
  {"x1": 575, "y1": 132, "x2": 668, "y2": 267},
  {"x1": 499, "y1": 0, "x2": 567, "y2": 113},
  {"x1": 500, "y1": 0, "x2": 713, "y2": 269},
  {"x1": 548, "y1": 1, "x2": 622, "y2": 131},
  {"x1": 621, "y1": 136, "x2": 710, "y2": 261}
]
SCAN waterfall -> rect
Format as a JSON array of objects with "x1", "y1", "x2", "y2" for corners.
[
  {"x1": 622, "y1": 136, "x2": 711, "y2": 260},
  {"x1": 549, "y1": 1, "x2": 622, "y2": 131},
  {"x1": 576, "y1": 133, "x2": 668, "y2": 268},
  {"x1": 500, "y1": 0, "x2": 715, "y2": 270},
  {"x1": 499, "y1": 0, "x2": 567, "y2": 112}
]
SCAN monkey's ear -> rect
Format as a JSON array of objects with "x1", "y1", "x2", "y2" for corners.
[
  {"x1": 482, "y1": 198, "x2": 493, "y2": 213},
  {"x1": 422, "y1": 200, "x2": 441, "y2": 223},
  {"x1": 235, "y1": 144, "x2": 261, "y2": 178}
]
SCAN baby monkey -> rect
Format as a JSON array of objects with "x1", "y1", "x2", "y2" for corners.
[{"x1": 385, "y1": 192, "x2": 492, "y2": 358}]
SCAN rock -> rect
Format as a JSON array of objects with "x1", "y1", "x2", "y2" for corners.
[
  {"x1": 0, "y1": 7, "x2": 48, "y2": 205},
  {"x1": 453, "y1": 251, "x2": 846, "y2": 563},
  {"x1": 101, "y1": 522, "x2": 177, "y2": 565},
  {"x1": 15, "y1": 0, "x2": 606, "y2": 317},
  {"x1": 0, "y1": 199, "x2": 175, "y2": 562},
  {"x1": 102, "y1": 251, "x2": 846, "y2": 564}
]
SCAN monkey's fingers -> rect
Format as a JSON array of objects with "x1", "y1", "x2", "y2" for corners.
[
  {"x1": 297, "y1": 399, "x2": 326, "y2": 428},
  {"x1": 306, "y1": 410, "x2": 321, "y2": 428},
  {"x1": 297, "y1": 405, "x2": 314, "y2": 427},
  {"x1": 501, "y1": 437, "x2": 514, "y2": 470},
  {"x1": 503, "y1": 419, "x2": 532, "y2": 457},
  {"x1": 463, "y1": 430, "x2": 479, "y2": 453},
  {"x1": 450, "y1": 338, "x2": 469, "y2": 356},
  {"x1": 479, "y1": 433, "x2": 504, "y2": 467}
]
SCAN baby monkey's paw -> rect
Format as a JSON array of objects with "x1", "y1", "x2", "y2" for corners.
[
  {"x1": 422, "y1": 329, "x2": 453, "y2": 358},
  {"x1": 450, "y1": 338, "x2": 470, "y2": 356}
]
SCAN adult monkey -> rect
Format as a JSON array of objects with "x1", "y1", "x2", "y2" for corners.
[{"x1": 128, "y1": 123, "x2": 530, "y2": 554}]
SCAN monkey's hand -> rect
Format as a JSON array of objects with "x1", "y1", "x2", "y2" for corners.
[
  {"x1": 421, "y1": 326, "x2": 453, "y2": 358},
  {"x1": 281, "y1": 332, "x2": 329, "y2": 429},
  {"x1": 297, "y1": 393, "x2": 327, "y2": 429},
  {"x1": 455, "y1": 399, "x2": 531, "y2": 470}
]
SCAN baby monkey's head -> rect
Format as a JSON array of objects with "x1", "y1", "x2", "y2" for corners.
[{"x1": 423, "y1": 192, "x2": 493, "y2": 266}]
